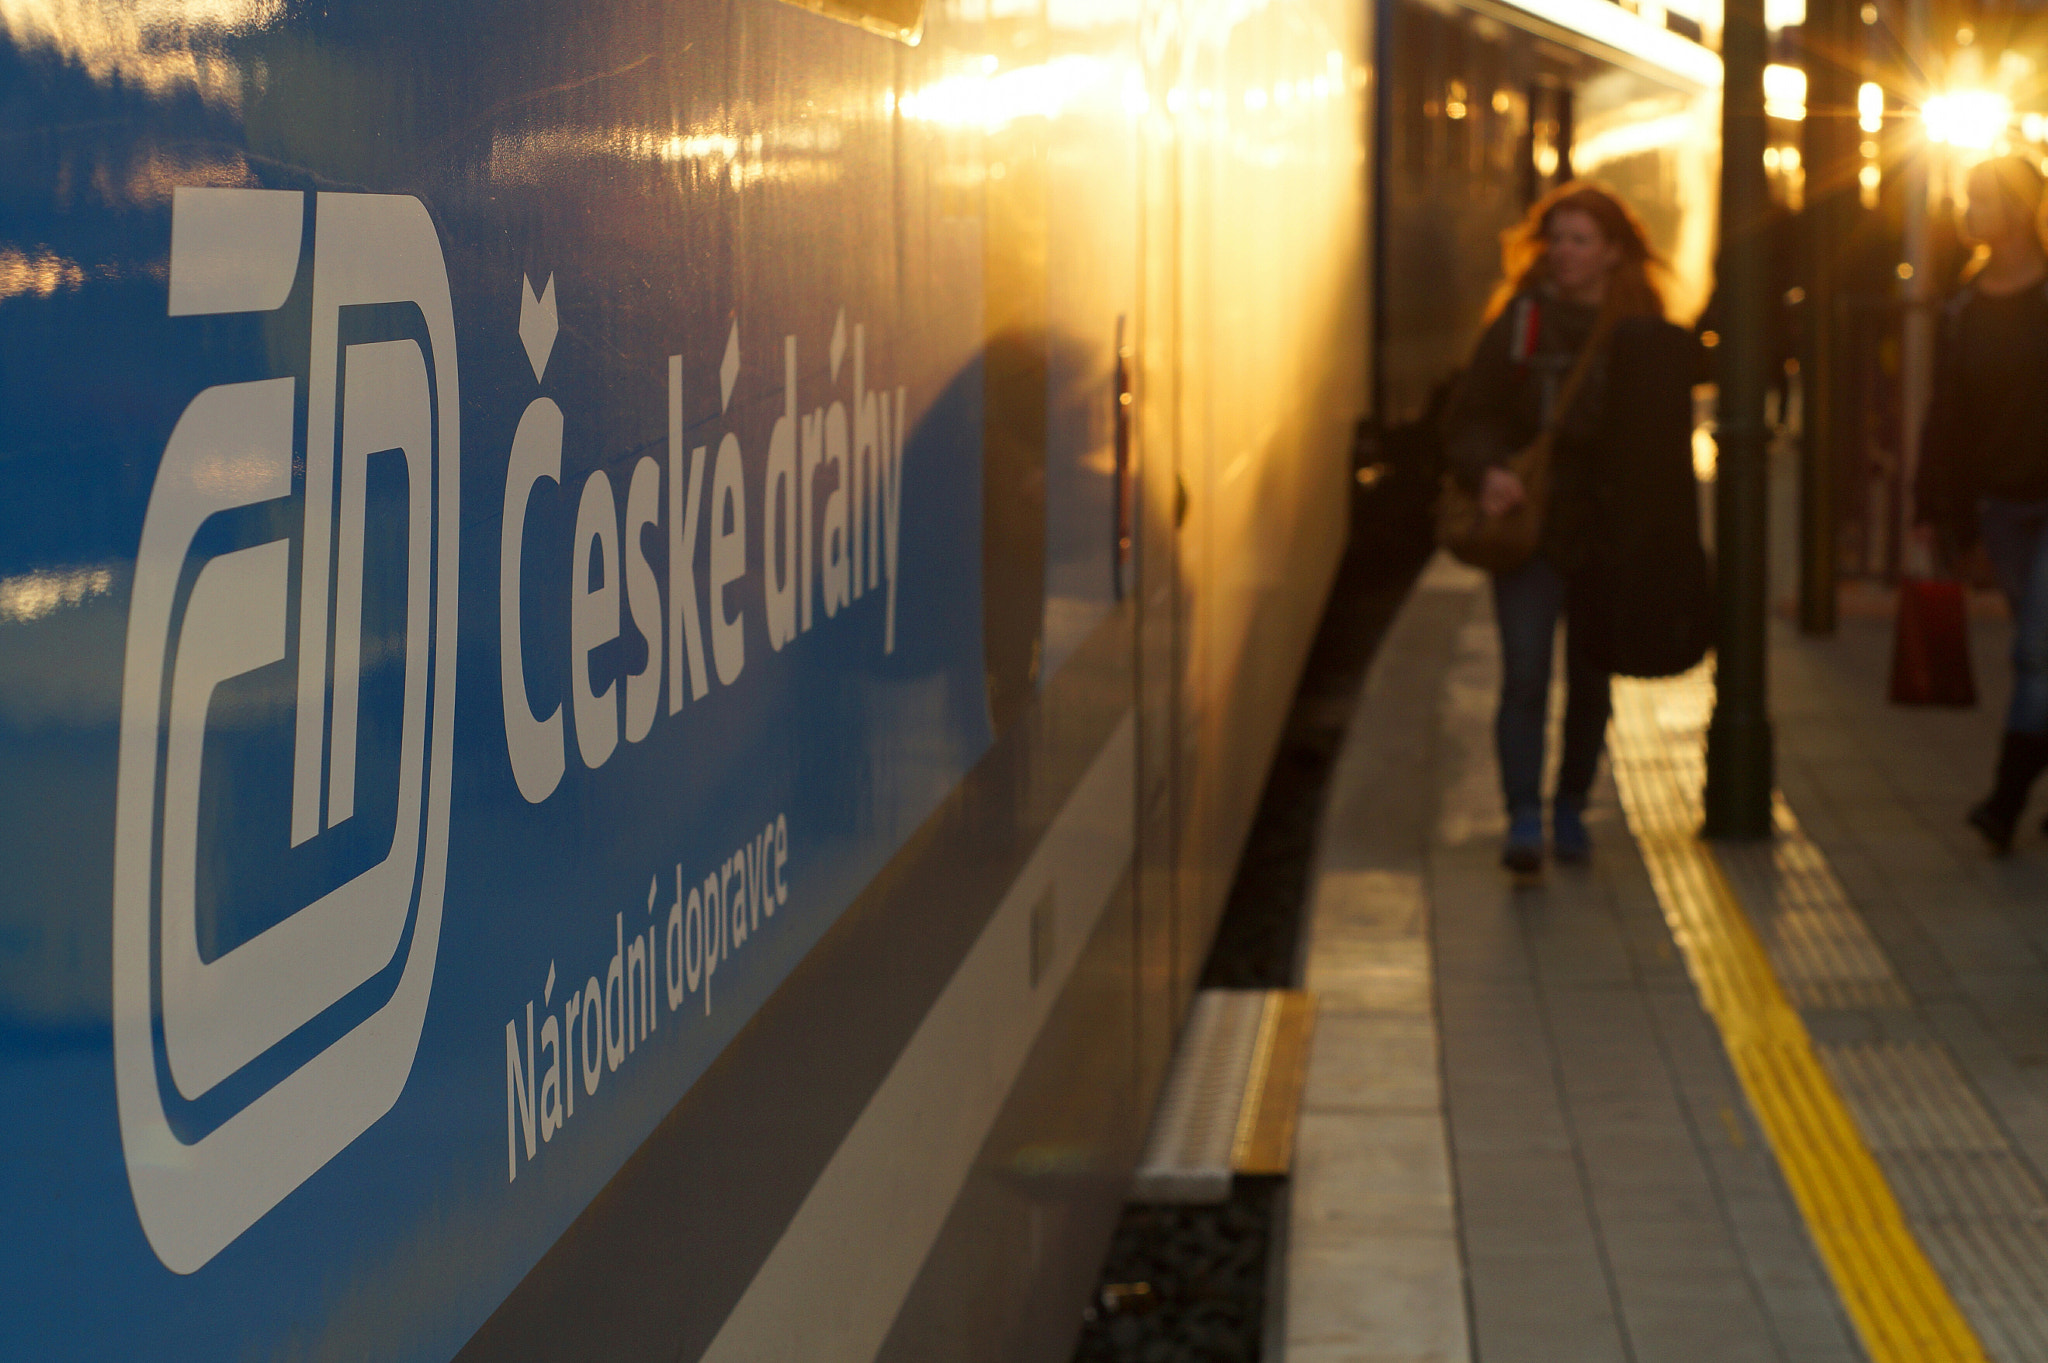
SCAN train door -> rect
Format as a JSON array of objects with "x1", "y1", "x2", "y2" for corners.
[{"x1": 1134, "y1": 3, "x2": 1186, "y2": 1109}]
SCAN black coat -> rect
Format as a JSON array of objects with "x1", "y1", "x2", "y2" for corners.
[
  {"x1": 1914, "y1": 280, "x2": 2048, "y2": 551},
  {"x1": 1447, "y1": 299, "x2": 1710, "y2": 675},
  {"x1": 1581, "y1": 316, "x2": 1715, "y2": 678}
]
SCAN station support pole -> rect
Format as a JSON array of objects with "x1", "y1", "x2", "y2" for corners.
[
  {"x1": 1897, "y1": 0, "x2": 1935, "y2": 571},
  {"x1": 1798, "y1": 0, "x2": 1856, "y2": 634},
  {"x1": 1705, "y1": 0, "x2": 1777, "y2": 839}
]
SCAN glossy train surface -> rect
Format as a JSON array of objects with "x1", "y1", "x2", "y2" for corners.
[{"x1": 0, "y1": 0, "x2": 1366, "y2": 1358}]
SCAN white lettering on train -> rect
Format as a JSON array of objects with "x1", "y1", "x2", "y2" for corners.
[
  {"x1": 499, "y1": 298, "x2": 909, "y2": 806},
  {"x1": 505, "y1": 814, "x2": 790, "y2": 1181}
]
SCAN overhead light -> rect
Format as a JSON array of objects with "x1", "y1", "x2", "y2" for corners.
[
  {"x1": 1765, "y1": 0, "x2": 1805, "y2": 29},
  {"x1": 1859, "y1": 82, "x2": 1885, "y2": 133},
  {"x1": 1764, "y1": 64, "x2": 1807, "y2": 121},
  {"x1": 1923, "y1": 89, "x2": 2012, "y2": 149}
]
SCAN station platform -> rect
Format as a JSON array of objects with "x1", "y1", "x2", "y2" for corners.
[{"x1": 1280, "y1": 555, "x2": 2048, "y2": 1363}]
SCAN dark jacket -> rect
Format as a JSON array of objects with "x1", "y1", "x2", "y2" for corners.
[
  {"x1": 1445, "y1": 289, "x2": 1610, "y2": 575},
  {"x1": 1587, "y1": 319, "x2": 1715, "y2": 677},
  {"x1": 1915, "y1": 279, "x2": 2048, "y2": 549},
  {"x1": 1447, "y1": 290, "x2": 1710, "y2": 672}
]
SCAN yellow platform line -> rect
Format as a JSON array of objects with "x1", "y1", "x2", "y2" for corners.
[{"x1": 1610, "y1": 673, "x2": 1988, "y2": 1363}]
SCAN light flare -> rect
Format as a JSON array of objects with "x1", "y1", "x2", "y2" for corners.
[{"x1": 1923, "y1": 89, "x2": 2013, "y2": 150}]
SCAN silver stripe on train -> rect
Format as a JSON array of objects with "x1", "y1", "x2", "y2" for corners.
[{"x1": 702, "y1": 711, "x2": 1137, "y2": 1363}]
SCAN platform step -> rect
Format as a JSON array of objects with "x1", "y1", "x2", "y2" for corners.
[{"x1": 1131, "y1": 988, "x2": 1317, "y2": 1203}]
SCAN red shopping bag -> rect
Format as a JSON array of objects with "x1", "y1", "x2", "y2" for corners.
[{"x1": 1890, "y1": 577, "x2": 1977, "y2": 706}]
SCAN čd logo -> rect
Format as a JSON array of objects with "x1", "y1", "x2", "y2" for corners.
[{"x1": 112, "y1": 189, "x2": 459, "y2": 1273}]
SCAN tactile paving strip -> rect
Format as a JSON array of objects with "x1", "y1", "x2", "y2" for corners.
[
  {"x1": 1923, "y1": 1220, "x2": 2048, "y2": 1363},
  {"x1": 1611, "y1": 669, "x2": 1990, "y2": 1363},
  {"x1": 1610, "y1": 676, "x2": 1910, "y2": 1011},
  {"x1": 1619, "y1": 669, "x2": 2048, "y2": 1362},
  {"x1": 1717, "y1": 807, "x2": 1913, "y2": 1012},
  {"x1": 1823, "y1": 1042, "x2": 2048, "y2": 1363}
]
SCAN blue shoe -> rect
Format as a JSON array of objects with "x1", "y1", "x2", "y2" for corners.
[
  {"x1": 1553, "y1": 799, "x2": 1591, "y2": 864},
  {"x1": 1502, "y1": 811, "x2": 1545, "y2": 874}
]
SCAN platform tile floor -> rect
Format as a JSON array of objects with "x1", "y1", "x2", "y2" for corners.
[{"x1": 1277, "y1": 554, "x2": 2048, "y2": 1361}]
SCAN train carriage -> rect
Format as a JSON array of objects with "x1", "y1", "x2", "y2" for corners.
[{"x1": 0, "y1": 0, "x2": 1367, "y2": 1357}]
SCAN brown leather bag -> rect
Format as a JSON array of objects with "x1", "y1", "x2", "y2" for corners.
[{"x1": 1436, "y1": 299, "x2": 1618, "y2": 574}]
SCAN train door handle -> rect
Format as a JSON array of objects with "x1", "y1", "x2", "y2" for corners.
[{"x1": 1175, "y1": 474, "x2": 1189, "y2": 528}]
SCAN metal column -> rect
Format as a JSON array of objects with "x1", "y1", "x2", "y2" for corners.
[
  {"x1": 1705, "y1": 0, "x2": 1778, "y2": 839},
  {"x1": 1897, "y1": 0, "x2": 1936, "y2": 571},
  {"x1": 1799, "y1": 0, "x2": 1857, "y2": 634}
]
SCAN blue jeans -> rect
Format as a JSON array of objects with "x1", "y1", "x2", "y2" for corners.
[
  {"x1": 1979, "y1": 496, "x2": 2048, "y2": 734},
  {"x1": 1492, "y1": 555, "x2": 1612, "y2": 818}
]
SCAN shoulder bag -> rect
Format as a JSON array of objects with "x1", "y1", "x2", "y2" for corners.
[{"x1": 1435, "y1": 297, "x2": 1618, "y2": 574}]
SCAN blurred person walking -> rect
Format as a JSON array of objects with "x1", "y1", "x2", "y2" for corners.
[
  {"x1": 1446, "y1": 183, "x2": 1702, "y2": 874},
  {"x1": 1916, "y1": 155, "x2": 2048, "y2": 854}
]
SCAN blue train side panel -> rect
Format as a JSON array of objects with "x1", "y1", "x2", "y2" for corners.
[
  {"x1": 0, "y1": 3, "x2": 1054, "y2": 1357},
  {"x1": 1, "y1": 0, "x2": 1373, "y2": 1355}
]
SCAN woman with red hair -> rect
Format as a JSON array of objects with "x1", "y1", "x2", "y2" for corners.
[{"x1": 1447, "y1": 182, "x2": 1695, "y2": 873}]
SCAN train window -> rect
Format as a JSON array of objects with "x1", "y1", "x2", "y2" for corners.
[
  {"x1": 1427, "y1": 12, "x2": 1450, "y2": 175},
  {"x1": 1445, "y1": 76, "x2": 1470, "y2": 171},
  {"x1": 776, "y1": 0, "x2": 924, "y2": 43},
  {"x1": 1494, "y1": 85, "x2": 1525, "y2": 175},
  {"x1": 1556, "y1": 87, "x2": 1574, "y2": 181},
  {"x1": 1443, "y1": 26, "x2": 1469, "y2": 168},
  {"x1": 1398, "y1": 7, "x2": 1436, "y2": 186},
  {"x1": 1523, "y1": 80, "x2": 1573, "y2": 200},
  {"x1": 1466, "y1": 40, "x2": 1506, "y2": 176}
]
